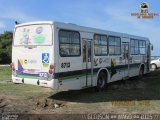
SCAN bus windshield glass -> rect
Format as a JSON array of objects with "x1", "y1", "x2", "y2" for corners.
[{"x1": 14, "y1": 24, "x2": 52, "y2": 46}]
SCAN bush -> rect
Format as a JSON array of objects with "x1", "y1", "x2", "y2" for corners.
[{"x1": 0, "y1": 31, "x2": 13, "y2": 64}]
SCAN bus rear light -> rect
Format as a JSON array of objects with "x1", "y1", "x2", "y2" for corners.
[
  {"x1": 49, "y1": 69, "x2": 53, "y2": 74},
  {"x1": 12, "y1": 66, "x2": 15, "y2": 71},
  {"x1": 48, "y1": 64, "x2": 54, "y2": 76},
  {"x1": 11, "y1": 63, "x2": 15, "y2": 71},
  {"x1": 50, "y1": 64, "x2": 54, "y2": 69}
]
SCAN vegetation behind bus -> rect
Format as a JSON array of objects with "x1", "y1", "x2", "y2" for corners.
[{"x1": 0, "y1": 31, "x2": 13, "y2": 64}]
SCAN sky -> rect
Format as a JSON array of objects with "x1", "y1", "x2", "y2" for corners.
[{"x1": 0, "y1": 0, "x2": 159, "y2": 55}]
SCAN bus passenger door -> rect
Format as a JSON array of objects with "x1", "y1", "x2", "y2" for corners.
[
  {"x1": 82, "y1": 39, "x2": 93, "y2": 87},
  {"x1": 122, "y1": 42, "x2": 130, "y2": 78}
]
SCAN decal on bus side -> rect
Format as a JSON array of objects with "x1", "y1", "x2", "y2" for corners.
[{"x1": 94, "y1": 58, "x2": 110, "y2": 66}]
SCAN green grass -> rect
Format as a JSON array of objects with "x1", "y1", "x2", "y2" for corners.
[
  {"x1": 0, "y1": 66, "x2": 11, "y2": 81},
  {"x1": 0, "y1": 82, "x2": 56, "y2": 99}
]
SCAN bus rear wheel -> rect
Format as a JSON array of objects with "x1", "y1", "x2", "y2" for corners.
[
  {"x1": 139, "y1": 66, "x2": 144, "y2": 78},
  {"x1": 96, "y1": 72, "x2": 107, "y2": 91}
]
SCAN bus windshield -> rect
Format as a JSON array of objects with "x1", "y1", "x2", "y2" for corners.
[{"x1": 14, "y1": 24, "x2": 52, "y2": 46}]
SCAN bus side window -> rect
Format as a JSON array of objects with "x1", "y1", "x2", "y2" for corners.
[
  {"x1": 88, "y1": 42, "x2": 91, "y2": 62},
  {"x1": 59, "y1": 30, "x2": 81, "y2": 57},
  {"x1": 83, "y1": 41, "x2": 86, "y2": 62},
  {"x1": 122, "y1": 44, "x2": 125, "y2": 59},
  {"x1": 60, "y1": 48, "x2": 69, "y2": 55},
  {"x1": 122, "y1": 44, "x2": 129, "y2": 59}
]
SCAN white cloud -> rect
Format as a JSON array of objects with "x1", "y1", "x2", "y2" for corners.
[
  {"x1": 81, "y1": 4, "x2": 159, "y2": 55},
  {"x1": 1, "y1": 11, "x2": 38, "y2": 22},
  {"x1": 0, "y1": 9, "x2": 38, "y2": 33},
  {"x1": 82, "y1": 3, "x2": 159, "y2": 55},
  {"x1": 105, "y1": 6, "x2": 155, "y2": 31},
  {"x1": 0, "y1": 8, "x2": 38, "y2": 22},
  {"x1": 103, "y1": 6, "x2": 160, "y2": 55}
]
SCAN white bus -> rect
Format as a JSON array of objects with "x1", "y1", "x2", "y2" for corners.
[{"x1": 12, "y1": 21, "x2": 152, "y2": 91}]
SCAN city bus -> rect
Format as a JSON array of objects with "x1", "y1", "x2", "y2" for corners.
[{"x1": 12, "y1": 21, "x2": 152, "y2": 91}]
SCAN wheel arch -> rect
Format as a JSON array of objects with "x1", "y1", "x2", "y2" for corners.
[
  {"x1": 96, "y1": 68, "x2": 110, "y2": 84},
  {"x1": 139, "y1": 63, "x2": 146, "y2": 73}
]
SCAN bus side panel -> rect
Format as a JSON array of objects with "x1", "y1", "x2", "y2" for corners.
[{"x1": 54, "y1": 27, "x2": 82, "y2": 90}]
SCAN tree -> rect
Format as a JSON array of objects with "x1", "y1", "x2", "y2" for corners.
[{"x1": 0, "y1": 31, "x2": 13, "y2": 64}]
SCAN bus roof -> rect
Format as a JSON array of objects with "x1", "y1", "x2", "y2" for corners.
[
  {"x1": 54, "y1": 21, "x2": 149, "y2": 41},
  {"x1": 15, "y1": 21, "x2": 149, "y2": 41},
  {"x1": 15, "y1": 21, "x2": 53, "y2": 27}
]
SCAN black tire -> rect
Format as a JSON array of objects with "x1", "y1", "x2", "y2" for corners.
[
  {"x1": 96, "y1": 72, "x2": 107, "y2": 91},
  {"x1": 139, "y1": 66, "x2": 144, "y2": 78}
]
